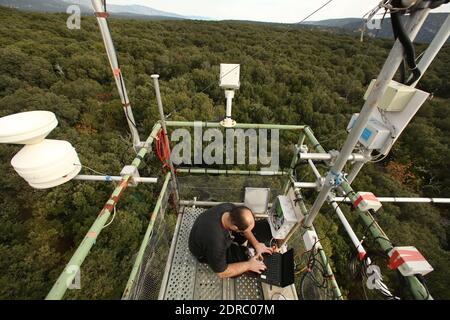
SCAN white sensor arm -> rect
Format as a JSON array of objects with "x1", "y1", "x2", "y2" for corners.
[{"x1": 225, "y1": 90, "x2": 235, "y2": 119}]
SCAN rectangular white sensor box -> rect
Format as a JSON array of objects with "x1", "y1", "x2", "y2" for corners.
[
  {"x1": 388, "y1": 246, "x2": 433, "y2": 276},
  {"x1": 359, "y1": 119, "x2": 391, "y2": 150},
  {"x1": 364, "y1": 79, "x2": 416, "y2": 112},
  {"x1": 269, "y1": 195, "x2": 298, "y2": 239},
  {"x1": 220, "y1": 63, "x2": 240, "y2": 89}
]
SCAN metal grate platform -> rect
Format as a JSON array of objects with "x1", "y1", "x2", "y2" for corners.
[{"x1": 160, "y1": 207, "x2": 263, "y2": 300}]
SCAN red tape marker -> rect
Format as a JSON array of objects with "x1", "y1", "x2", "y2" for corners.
[
  {"x1": 354, "y1": 193, "x2": 379, "y2": 209},
  {"x1": 388, "y1": 249, "x2": 426, "y2": 270},
  {"x1": 95, "y1": 12, "x2": 110, "y2": 18}
]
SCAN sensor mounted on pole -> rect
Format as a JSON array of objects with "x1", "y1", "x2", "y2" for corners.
[
  {"x1": 0, "y1": 111, "x2": 82, "y2": 189},
  {"x1": 219, "y1": 64, "x2": 240, "y2": 128}
]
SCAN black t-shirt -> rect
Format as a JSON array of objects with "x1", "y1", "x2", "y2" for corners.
[{"x1": 188, "y1": 203, "x2": 235, "y2": 273}]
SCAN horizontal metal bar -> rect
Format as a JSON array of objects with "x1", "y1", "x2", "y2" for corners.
[
  {"x1": 180, "y1": 200, "x2": 244, "y2": 206},
  {"x1": 165, "y1": 121, "x2": 305, "y2": 130},
  {"x1": 293, "y1": 182, "x2": 319, "y2": 189},
  {"x1": 179, "y1": 200, "x2": 269, "y2": 218},
  {"x1": 298, "y1": 153, "x2": 366, "y2": 162},
  {"x1": 177, "y1": 168, "x2": 288, "y2": 176},
  {"x1": 333, "y1": 197, "x2": 450, "y2": 204},
  {"x1": 74, "y1": 175, "x2": 158, "y2": 184}
]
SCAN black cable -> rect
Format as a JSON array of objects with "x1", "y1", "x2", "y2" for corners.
[
  {"x1": 298, "y1": 0, "x2": 335, "y2": 24},
  {"x1": 390, "y1": 9, "x2": 421, "y2": 85},
  {"x1": 297, "y1": 200, "x2": 347, "y2": 299}
]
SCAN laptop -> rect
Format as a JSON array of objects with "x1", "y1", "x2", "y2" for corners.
[{"x1": 260, "y1": 248, "x2": 295, "y2": 287}]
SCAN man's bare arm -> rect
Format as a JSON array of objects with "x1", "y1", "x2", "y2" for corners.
[
  {"x1": 217, "y1": 256, "x2": 266, "y2": 279},
  {"x1": 243, "y1": 229, "x2": 259, "y2": 247},
  {"x1": 243, "y1": 230, "x2": 273, "y2": 256},
  {"x1": 217, "y1": 261, "x2": 250, "y2": 279}
]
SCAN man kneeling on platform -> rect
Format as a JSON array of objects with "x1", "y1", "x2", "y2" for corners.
[{"x1": 188, "y1": 203, "x2": 274, "y2": 278}]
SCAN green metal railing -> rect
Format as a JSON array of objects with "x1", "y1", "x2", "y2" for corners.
[
  {"x1": 165, "y1": 121, "x2": 305, "y2": 131},
  {"x1": 122, "y1": 173, "x2": 171, "y2": 299},
  {"x1": 46, "y1": 122, "x2": 162, "y2": 300},
  {"x1": 177, "y1": 168, "x2": 287, "y2": 175},
  {"x1": 44, "y1": 120, "x2": 434, "y2": 300}
]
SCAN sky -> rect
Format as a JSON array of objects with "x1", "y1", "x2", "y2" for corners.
[{"x1": 105, "y1": 0, "x2": 450, "y2": 23}]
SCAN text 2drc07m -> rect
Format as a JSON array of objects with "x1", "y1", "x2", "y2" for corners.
[
  {"x1": 219, "y1": 304, "x2": 275, "y2": 316},
  {"x1": 174, "y1": 304, "x2": 275, "y2": 317}
]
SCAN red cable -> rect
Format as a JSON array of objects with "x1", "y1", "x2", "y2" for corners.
[{"x1": 156, "y1": 129, "x2": 176, "y2": 173}]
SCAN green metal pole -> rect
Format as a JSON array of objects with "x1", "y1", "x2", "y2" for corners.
[
  {"x1": 283, "y1": 132, "x2": 306, "y2": 194},
  {"x1": 317, "y1": 247, "x2": 343, "y2": 300},
  {"x1": 46, "y1": 122, "x2": 162, "y2": 300},
  {"x1": 303, "y1": 126, "x2": 327, "y2": 154},
  {"x1": 340, "y1": 180, "x2": 433, "y2": 300},
  {"x1": 176, "y1": 168, "x2": 287, "y2": 176},
  {"x1": 298, "y1": 128, "x2": 345, "y2": 299},
  {"x1": 165, "y1": 121, "x2": 305, "y2": 131},
  {"x1": 122, "y1": 173, "x2": 171, "y2": 299},
  {"x1": 284, "y1": 189, "x2": 343, "y2": 300}
]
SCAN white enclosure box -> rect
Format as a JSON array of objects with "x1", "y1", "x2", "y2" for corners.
[
  {"x1": 347, "y1": 114, "x2": 391, "y2": 151},
  {"x1": 348, "y1": 81, "x2": 429, "y2": 154},
  {"x1": 354, "y1": 192, "x2": 382, "y2": 212},
  {"x1": 364, "y1": 79, "x2": 416, "y2": 112},
  {"x1": 269, "y1": 195, "x2": 300, "y2": 239},
  {"x1": 358, "y1": 119, "x2": 391, "y2": 150},
  {"x1": 219, "y1": 64, "x2": 240, "y2": 90},
  {"x1": 388, "y1": 246, "x2": 433, "y2": 276},
  {"x1": 244, "y1": 187, "x2": 270, "y2": 214},
  {"x1": 303, "y1": 229, "x2": 322, "y2": 251}
]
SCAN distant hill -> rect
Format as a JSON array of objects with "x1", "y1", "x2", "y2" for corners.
[
  {"x1": 304, "y1": 13, "x2": 449, "y2": 43},
  {"x1": 0, "y1": 0, "x2": 193, "y2": 20}
]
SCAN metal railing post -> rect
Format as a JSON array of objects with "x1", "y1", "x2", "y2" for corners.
[
  {"x1": 151, "y1": 75, "x2": 180, "y2": 210},
  {"x1": 122, "y1": 173, "x2": 171, "y2": 299},
  {"x1": 91, "y1": 0, "x2": 141, "y2": 148}
]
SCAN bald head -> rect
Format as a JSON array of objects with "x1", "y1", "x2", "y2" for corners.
[{"x1": 229, "y1": 206, "x2": 255, "y2": 232}]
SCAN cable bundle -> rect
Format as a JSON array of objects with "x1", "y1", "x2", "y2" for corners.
[
  {"x1": 299, "y1": 245, "x2": 334, "y2": 300},
  {"x1": 155, "y1": 129, "x2": 175, "y2": 173}
]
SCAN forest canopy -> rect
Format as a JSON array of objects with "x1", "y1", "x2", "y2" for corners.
[{"x1": 0, "y1": 6, "x2": 449, "y2": 299}]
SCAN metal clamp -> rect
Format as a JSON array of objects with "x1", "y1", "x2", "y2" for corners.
[{"x1": 329, "y1": 170, "x2": 345, "y2": 187}]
